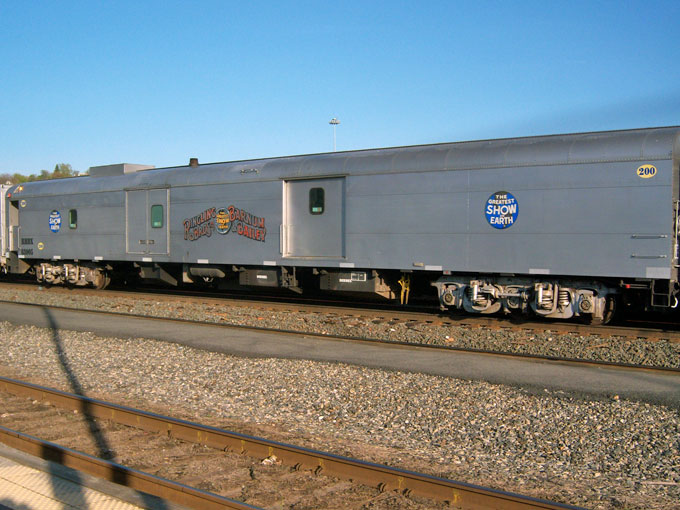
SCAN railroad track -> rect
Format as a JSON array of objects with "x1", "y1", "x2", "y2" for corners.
[
  {"x1": 0, "y1": 425, "x2": 256, "y2": 510},
  {"x1": 1, "y1": 280, "x2": 678, "y2": 342},
  {"x1": 2, "y1": 298, "x2": 679, "y2": 376},
  {"x1": 0, "y1": 376, "x2": 585, "y2": 510}
]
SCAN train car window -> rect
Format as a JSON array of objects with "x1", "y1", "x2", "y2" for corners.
[
  {"x1": 151, "y1": 205, "x2": 164, "y2": 228},
  {"x1": 309, "y1": 187, "x2": 324, "y2": 215},
  {"x1": 69, "y1": 209, "x2": 77, "y2": 229}
]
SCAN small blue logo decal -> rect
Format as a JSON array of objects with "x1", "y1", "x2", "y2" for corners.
[
  {"x1": 485, "y1": 191, "x2": 518, "y2": 229},
  {"x1": 216, "y1": 208, "x2": 232, "y2": 234},
  {"x1": 49, "y1": 210, "x2": 61, "y2": 232}
]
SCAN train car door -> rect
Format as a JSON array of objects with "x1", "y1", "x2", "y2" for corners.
[
  {"x1": 126, "y1": 189, "x2": 169, "y2": 255},
  {"x1": 283, "y1": 178, "x2": 345, "y2": 258}
]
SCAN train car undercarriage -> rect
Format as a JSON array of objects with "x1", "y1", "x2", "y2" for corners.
[{"x1": 8, "y1": 259, "x2": 678, "y2": 324}]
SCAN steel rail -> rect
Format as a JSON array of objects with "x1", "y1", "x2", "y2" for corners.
[
  {"x1": 2, "y1": 299, "x2": 679, "y2": 375},
  {"x1": 1, "y1": 280, "x2": 679, "y2": 341},
  {"x1": 0, "y1": 425, "x2": 261, "y2": 510},
  {"x1": 0, "y1": 376, "x2": 584, "y2": 510},
  {"x1": 135, "y1": 287, "x2": 680, "y2": 341}
]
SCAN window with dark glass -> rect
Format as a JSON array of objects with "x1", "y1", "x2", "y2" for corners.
[
  {"x1": 309, "y1": 187, "x2": 324, "y2": 215},
  {"x1": 69, "y1": 209, "x2": 77, "y2": 229},
  {"x1": 151, "y1": 205, "x2": 164, "y2": 228}
]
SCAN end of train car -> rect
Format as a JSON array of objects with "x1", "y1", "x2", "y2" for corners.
[{"x1": 0, "y1": 184, "x2": 11, "y2": 274}]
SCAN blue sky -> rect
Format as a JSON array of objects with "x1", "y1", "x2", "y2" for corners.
[{"x1": 1, "y1": 1, "x2": 679, "y2": 174}]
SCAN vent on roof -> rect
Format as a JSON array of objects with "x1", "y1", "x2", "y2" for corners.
[{"x1": 88, "y1": 163, "x2": 155, "y2": 177}]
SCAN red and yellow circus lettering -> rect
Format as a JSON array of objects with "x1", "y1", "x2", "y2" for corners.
[
  {"x1": 183, "y1": 207, "x2": 216, "y2": 241},
  {"x1": 183, "y1": 205, "x2": 266, "y2": 242},
  {"x1": 228, "y1": 205, "x2": 266, "y2": 242}
]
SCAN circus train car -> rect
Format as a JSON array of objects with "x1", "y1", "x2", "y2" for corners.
[{"x1": 3, "y1": 126, "x2": 680, "y2": 323}]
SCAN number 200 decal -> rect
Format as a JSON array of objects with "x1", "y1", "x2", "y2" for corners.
[{"x1": 637, "y1": 164, "x2": 657, "y2": 178}]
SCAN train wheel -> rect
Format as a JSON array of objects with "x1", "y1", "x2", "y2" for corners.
[
  {"x1": 582, "y1": 295, "x2": 617, "y2": 325},
  {"x1": 93, "y1": 270, "x2": 110, "y2": 290}
]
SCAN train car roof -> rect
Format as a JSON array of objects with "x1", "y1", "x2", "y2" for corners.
[{"x1": 8, "y1": 125, "x2": 680, "y2": 197}]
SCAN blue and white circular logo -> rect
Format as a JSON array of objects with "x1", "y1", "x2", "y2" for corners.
[
  {"x1": 49, "y1": 210, "x2": 61, "y2": 232},
  {"x1": 485, "y1": 191, "x2": 518, "y2": 229}
]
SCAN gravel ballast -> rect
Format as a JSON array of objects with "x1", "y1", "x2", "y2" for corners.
[
  {"x1": 0, "y1": 285, "x2": 679, "y2": 368},
  {"x1": 0, "y1": 319, "x2": 678, "y2": 510}
]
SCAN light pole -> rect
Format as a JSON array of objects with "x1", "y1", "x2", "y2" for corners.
[{"x1": 329, "y1": 117, "x2": 340, "y2": 151}]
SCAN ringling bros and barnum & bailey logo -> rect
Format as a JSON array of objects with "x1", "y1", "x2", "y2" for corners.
[{"x1": 184, "y1": 205, "x2": 266, "y2": 242}]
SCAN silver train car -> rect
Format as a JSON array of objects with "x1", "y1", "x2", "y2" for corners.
[{"x1": 3, "y1": 127, "x2": 680, "y2": 322}]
